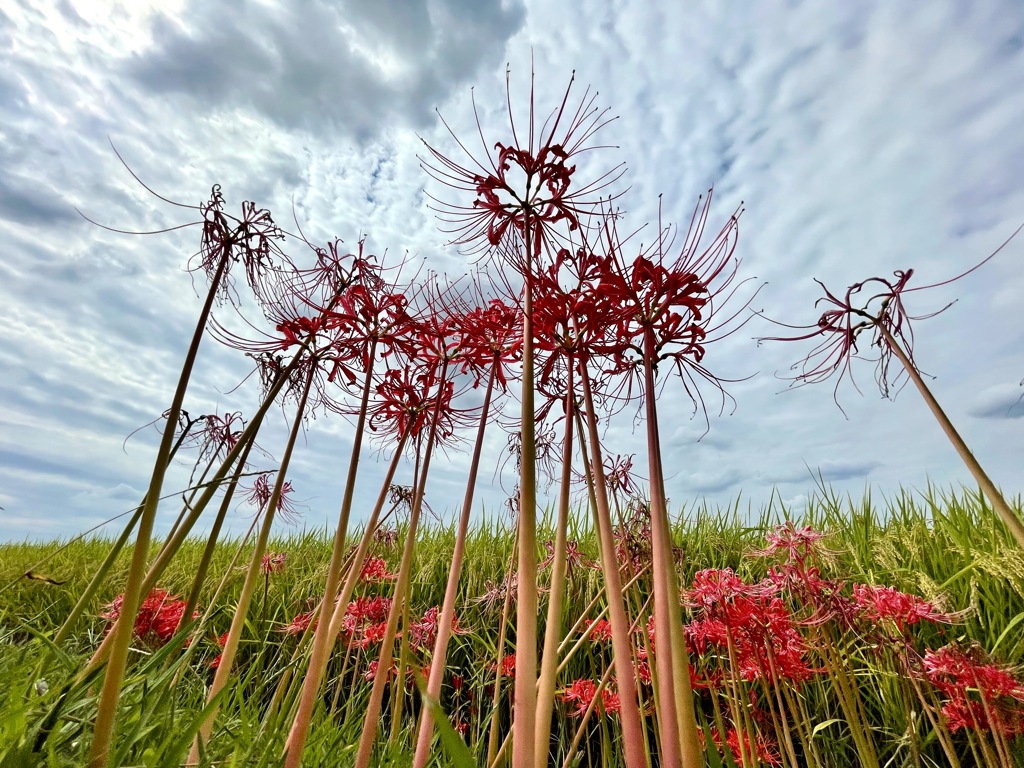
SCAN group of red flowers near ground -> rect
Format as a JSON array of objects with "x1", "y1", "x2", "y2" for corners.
[{"x1": 101, "y1": 522, "x2": 1024, "y2": 765}]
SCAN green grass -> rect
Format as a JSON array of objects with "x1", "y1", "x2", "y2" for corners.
[{"x1": 1, "y1": 484, "x2": 1023, "y2": 767}]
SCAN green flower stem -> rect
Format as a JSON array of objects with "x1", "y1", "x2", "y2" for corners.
[
  {"x1": 578, "y1": 359, "x2": 648, "y2": 768},
  {"x1": 642, "y1": 327, "x2": 701, "y2": 768},
  {"x1": 878, "y1": 323, "x2": 1024, "y2": 550},
  {"x1": 180, "y1": 434, "x2": 259, "y2": 625},
  {"x1": 190, "y1": 363, "x2": 315, "y2": 762},
  {"x1": 354, "y1": 363, "x2": 450, "y2": 768},
  {"x1": 514, "y1": 271, "x2": 539, "y2": 768},
  {"x1": 282, "y1": 337, "x2": 377, "y2": 768},
  {"x1": 88, "y1": 248, "x2": 230, "y2": 768},
  {"x1": 535, "y1": 373, "x2": 576, "y2": 767},
  {"x1": 413, "y1": 363, "x2": 497, "y2": 768}
]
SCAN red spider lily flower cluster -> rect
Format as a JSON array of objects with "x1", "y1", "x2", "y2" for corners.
[
  {"x1": 701, "y1": 726, "x2": 783, "y2": 767},
  {"x1": 359, "y1": 557, "x2": 398, "y2": 583},
  {"x1": 101, "y1": 588, "x2": 197, "y2": 647},
  {"x1": 261, "y1": 551, "x2": 287, "y2": 575},
  {"x1": 490, "y1": 654, "x2": 516, "y2": 678},
  {"x1": 923, "y1": 644, "x2": 1024, "y2": 735},
  {"x1": 406, "y1": 606, "x2": 471, "y2": 651},
  {"x1": 337, "y1": 595, "x2": 395, "y2": 650},
  {"x1": 367, "y1": 368, "x2": 457, "y2": 442},
  {"x1": 454, "y1": 297, "x2": 523, "y2": 390},
  {"x1": 581, "y1": 618, "x2": 613, "y2": 644},
  {"x1": 560, "y1": 678, "x2": 621, "y2": 718},
  {"x1": 684, "y1": 569, "x2": 816, "y2": 685},
  {"x1": 280, "y1": 610, "x2": 316, "y2": 636},
  {"x1": 421, "y1": 66, "x2": 624, "y2": 262},
  {"x1": 852, "y1": 584, "x2": 954, "y2": 634}
]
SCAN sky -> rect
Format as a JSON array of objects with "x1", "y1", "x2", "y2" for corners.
[{"x1": 1, "y1": 0, "x2": 1023, "y2": 543}]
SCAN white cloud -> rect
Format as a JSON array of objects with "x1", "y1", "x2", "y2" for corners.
[{"x1": 1, "y1": 0, "x2": 1023, "y2": 540}]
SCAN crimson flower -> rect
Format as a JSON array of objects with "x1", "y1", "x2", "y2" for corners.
[
  {"x1": 406, "y1": 606, "x2": 471, "y2": 651},
  {"x1": 560, "y1": 678, "x2": 621, "y2": 718},
  {"x1": 102, "y1": 588, "x2": 196, "y2": 647},
  {"x1": 421, "y1": 66, "x2": 624, "y2": 264},
  {"x1": 852, "y1": 584, "x2": 955, "y2": 633},
  {"x1": 245, "y1": 472, "x2": 299, "y2": 524},
  {"x1": 924, "y1": 643, "x2": 1024, "y2": 735},
  {"x1": 455, "y1": 297, "x2": 523, "y2": 390},
  {"x1": 490, "y1": 654, "x2": 516, "y2": 677},
  {"x1": 261, "y1": 551, "x2": 287, "y2": 575},
  {"x1": 359, "y1": 557, "x2": 397, "y2": 583},
  {"x1": 581, "y1": 618, "x2": 614, "y2": 644},
  {"x1": 280, "y1": 610, "x2": 316, "y2": 636}
]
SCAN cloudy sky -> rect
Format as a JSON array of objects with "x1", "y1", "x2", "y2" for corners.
[{"x1": 1, "y1": 0, "x2": 1022, "y2": 542}]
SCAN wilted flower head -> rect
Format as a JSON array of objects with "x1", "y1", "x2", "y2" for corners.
[
  {"x1": 753, "y1": 521, "x2": 827, "y2": 565},
  {"x1": 759, "y1": 226, "x2": 1022, "y2": 412}
]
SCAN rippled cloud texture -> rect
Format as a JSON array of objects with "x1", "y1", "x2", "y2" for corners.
[{"x1": 1, "y1": 0, "x2": 1022, "y2": 540}]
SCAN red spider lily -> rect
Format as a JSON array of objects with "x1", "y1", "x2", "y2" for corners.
[
  {"x1": 924, "y1": 643, "x2": 1024, "y2": 735},
  {"x1": 280, "y1": 610, "x2": 317, "y2": 636},
  {"x1": 455, "y1": 297, "x2": 523, "y2": 390},
  {"x1": 560, "y1": 678, "x2": 621, "y2": 718},
  {"x1": 490, "y1": 654, "x2": 516, "y2": 677},
  {"x1": 540, "y1": 539, "x2": 595, "y2": 573},
  {"x1": 363, "y1": 659, "x2": 399, "y2": 683},
  {"x1": 758, "y1": 225, "x2": 1022, "y2": 408},
  {"x1": 752, "y1": 521, "x2": 827, "y2": 565},
  {"x1": 705, "y1": 726, "x2": 783, "y2": 767},
  {"x1": 359, "y1": 621, "x2": 390, "y2": 649},
  {"x1": 209, "y1": 632, "x2": 230, "y2": 669},
  {"x1": 596, "y1": 197, "x2": 754, "y2": 424},
  {"x1": 852, "y1": 584, "x2": 955, "y2": 633},
  {"x1": 340, "y1": 596, "x2": 393, "y2": 638},
  {"x1": 261, "y1": 552, "x2": 286, "y2": 575},
  {"x1": 420, "y1": 66, "x2": 624, "y2": 262},
  {"x1": 684, "y1": 571, "x2": 816, "y2": 685},
  {"x1": 101, "y1": 588, "x2": 197, "y2": 647},
  {"x1": 373, "y1": 526, "x2": 399, "y2": 548},
  {"x1": 193, "y1": 187, "x2": 289, "y2": 306},
  {"x1": 245, "y1": 472, "x2": 299, "y2": 524},
  {"x1": 474, "y1": 571, "x2": 518, "y2": 612},
  {"x1": 603, "y1": 454, "x2": 640, "y2": 497},
  {"x1": 366, "y1": 368, "x2": 457, "y2": 442},
  {"x1": 581, "y1": 618, "x2": 614, "y2": 643},
  {"x1": 359, "y1": 557, "x2": 397, "y2": 582},
  {"x1": 405, "y1": 606, "x2": 471, "y2": 651},
  {"x1": 634, "y1": 650, "x2": 652, "y2": 686}
]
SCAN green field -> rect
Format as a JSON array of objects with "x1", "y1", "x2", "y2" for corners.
[{"x1": 2, "y1": 486, "x2": 1023, "y2": 767}]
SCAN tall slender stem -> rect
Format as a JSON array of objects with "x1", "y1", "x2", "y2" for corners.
[
  {"x1": 413, "y1": 364, "x2": 497, "y2": 767},
  {"x1": 514, "y1": 264, "x2": 539, "y2": 768},
  {"x1": 283, "y1": 338, "x2": 377, "y2": 766},
  {"x1": 89, "y1": 249, "x2": 229, "y2": 768},
  {"x1": 878, "y1": 324, "x2": 1024, "y2": 550},
  {"x1": 642, "y1": 329, "x2": 702, "y2": 767}
]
